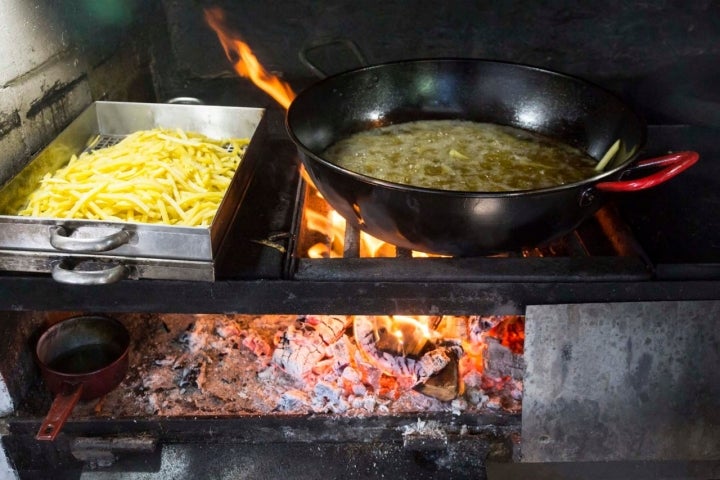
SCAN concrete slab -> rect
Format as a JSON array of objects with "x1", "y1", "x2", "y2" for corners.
[{"x1": 522, "y1": 301, "x2": 720, "y2": 462}]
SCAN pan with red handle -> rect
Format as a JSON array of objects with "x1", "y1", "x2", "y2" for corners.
[{"x1": 286, "y1": 59, "x2": 699, "y2": 255}]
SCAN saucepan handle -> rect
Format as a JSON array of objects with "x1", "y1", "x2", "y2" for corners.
[
  {"x1": 596, "y1": 151, "x2": 699, "y2": 192},
  {"x1": 36, "y1": 383, "x2": 83, "y2": 441}
]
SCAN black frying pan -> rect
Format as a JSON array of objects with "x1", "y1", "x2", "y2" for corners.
[{"x1": 286, "y1": 59, "x2": 697, "y2": 255}]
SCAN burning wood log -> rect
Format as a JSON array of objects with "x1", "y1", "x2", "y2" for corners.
[
  {"x1": 373, "y1": 315, "x2": 442, "y2": 356},
  {"x1": 354, "y1": 316, "x2": 463, "y2": 391},
  {"x1": 414, "y1": 347, "x2": 460, "y2": 402},
  {"x1": 272, "y1": 315, "x2": 352, "y2": 379}
]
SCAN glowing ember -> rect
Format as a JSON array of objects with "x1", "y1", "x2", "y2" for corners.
[
  {"x1": 67, "y1": 314, "x2": 523, "y2": 417},
  {"x1": 204, "y1": 7, "x2": 296, "y2": 109},
  {"x1": 487, "y1": 316, "x2": 525, "y2": 354}
]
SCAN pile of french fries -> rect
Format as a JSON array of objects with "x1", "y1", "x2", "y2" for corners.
[{"x1": 17, "y1": 128, "x2": 249, "y2": 226}]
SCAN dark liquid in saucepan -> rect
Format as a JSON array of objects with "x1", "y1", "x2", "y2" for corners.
[{"x1": 48, "y1": 344, "x2": 123, "y2": 374}]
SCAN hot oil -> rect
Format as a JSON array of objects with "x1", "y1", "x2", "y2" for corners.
[
  {"x1": 323, "y1": 119, "x2": 598, "y2": 192},
  {"x1": 48, "y1": 344, "x2": 123, "y2": 374}
]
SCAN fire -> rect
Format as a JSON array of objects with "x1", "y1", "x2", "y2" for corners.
[
  {"x1": 372, "y1": 315, "x2": 441, "y2": 357},
  {"x1": 303, "y1": 186, "x2": 399, "y2": 259},
  {"x1": 354, "y1": 314, "x2": 524, "y2": 408},
  {"x1": 487, "y1": 316, "x2": 525, "y2": 354},
  {"x1": 204, "y1": 9, "x2": 446, "y2": 260},
  {"x1": 305, "y1": 208, "x2": 346, "y2": 258},
  {"x1": 302, "y1": 184, "x2": 448, "y2": 259},
  {"x1": 204, "y1": 7, "x2": 296, "y2": 109},
  {"x1": 360, "y1": 232, "x2": 395, "y2": 258},
  {"x1": 203, "y1": 11, "x2": 440, "y2": 259}
]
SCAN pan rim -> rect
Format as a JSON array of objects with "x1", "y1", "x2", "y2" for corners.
[
  {"x1": 35, "y1": 314, "x2": 130, "y2": 378},
  {"x1": 286, "y1": 57, "x2": 647, "y2": 198}
]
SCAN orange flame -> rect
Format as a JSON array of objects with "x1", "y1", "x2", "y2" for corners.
[
  {"x1": 204, "y1": 7, "x2": 296, "y2": 109},
  {"x1": 303, "y1": 184, "x2": 449, "y2": 259},
  {"x1": 487, "y1": 316, "x2": 525, "y2": 354}
]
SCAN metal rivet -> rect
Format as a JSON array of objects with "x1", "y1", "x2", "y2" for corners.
[{"x1": 578, "y1": 188, "x2": 596, "y2": 207}]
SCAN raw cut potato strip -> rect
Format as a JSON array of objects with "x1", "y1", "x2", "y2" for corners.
[{"x1": 17, "y1": 128, "x2": 249, "y2": 226}]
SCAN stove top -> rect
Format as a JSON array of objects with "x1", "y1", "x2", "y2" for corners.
[{"x1": 0, "y1": 106, "x2": 718, "y2": 314}]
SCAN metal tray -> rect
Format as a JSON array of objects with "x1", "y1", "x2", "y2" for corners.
[{"x1": 0, "y1": 101, "x2": 266, "y2": 283}]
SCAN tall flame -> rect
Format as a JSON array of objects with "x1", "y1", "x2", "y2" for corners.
[{"x1": 204, "y1": 7, "x2": 296, "y2": 109}]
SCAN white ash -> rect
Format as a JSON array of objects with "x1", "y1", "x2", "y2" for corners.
[
  {"x1": 272, "y1": 315, "x2": 352, "y2": 380},
  {"x1": 484, "y1": 337, "x2": 526, "y2": 380},
  {"x1": 470, "y1": 315, "x2": 506, "y2": 338},
  {"x1": 362, "y1": 395, "x2": 377, "y2": 412},
  {"x1": 451, "y1": 398, "x2": 468, "y2": 415},
  {"x1": 277, "y1": 389, "x2": 310, "y2": 411},
  {"x1": 462, "y1": 369, "x2": 484, "y2": 388},
  {"x1": 401, "y1": 418, "x2": 446, "y2": 437},
  {"x1": 311, "y1": 380, "x2": 348, "y2": 414},
  {"x1": 342, "y1": 367, "x2": 367, "y2": 396},
  {"x1": 65, "y1": 314, "x2": 522, "y2": 420},
  {"x1": 349, "y1": 394, "x2": 377, "y2": 413},
  {"x1": 465, "y1": 387, "x2": 489, "y2": 407}
]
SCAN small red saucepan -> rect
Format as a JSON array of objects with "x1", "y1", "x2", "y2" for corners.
[{"x1": 34, "y1": 315, "x2": 130, "y2": 441}]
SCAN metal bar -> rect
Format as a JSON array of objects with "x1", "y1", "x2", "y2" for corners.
[
  {"x1": 2, "y1": 276, "x2": 718, "y2": 315},
  {"x1": 396, "y1": 247, "x2": 413, "y2": 258},
  {"x1": 8, "y1": 413, "x2": 520, "y2": 440},
  {"x1": 294, "y1": 256, "x2": 652, "y2": 282},
  {"x1": 343, "y1": 224, "x2": 361, "y2": 258}
]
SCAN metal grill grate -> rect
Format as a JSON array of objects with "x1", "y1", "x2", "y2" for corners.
[
  {"x1": 83, "y1": 134, "x2": 125, "y2": 154},
  {"x1": 289, "y1": 180, "x2": 654, "y2": 282},
  {"x1": 82, "y1": 134, "x2": 239, "y2": 155}
]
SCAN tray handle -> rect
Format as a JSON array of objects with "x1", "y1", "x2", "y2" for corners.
[
  {"x1": 52, "y1": 261, "x2": 129, "y2": 285},
  {"x1": 50, "y1": 226, "x2": 133, "y2": 253}
]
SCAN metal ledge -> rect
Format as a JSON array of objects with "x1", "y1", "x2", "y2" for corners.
[{"x1": 1, "y1": 276, "x2": 719, "y2": 315}]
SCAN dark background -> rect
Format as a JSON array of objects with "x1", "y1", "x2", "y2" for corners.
[{"x1": 156, "y1": 0, "x2": 720, "y2": 126}]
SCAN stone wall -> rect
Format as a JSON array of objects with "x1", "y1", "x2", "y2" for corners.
[
  {"x1": 0, "y1": 2, "x2": 160, "y2": 476},
  {"x1": 0, "y1": 0, "x2": 158, "y2": 187},
  {"x1": 162, "y1": 0, "x2": 720, "y2": 126}
]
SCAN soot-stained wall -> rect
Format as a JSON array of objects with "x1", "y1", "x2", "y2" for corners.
[
  {"x1": 161, "y1": 0, "x2": 720, "y2": 126},
  {"x1": 0, "y1": 0, "x2": 159, "y2": 187}
]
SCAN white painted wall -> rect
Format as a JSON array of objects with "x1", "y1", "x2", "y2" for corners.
[
  {"x1": 0, "y1": 377, "x2": 14, "y2": 479},
  {"x1": 0, "y1": 0, "x2": 94, "y2": 185},
  {"x1": 0, "y1": 3, "x2": 103, "y2": 477},
  {"x1": 0, "y1": 0, "x2": 71, "y2": 84}
]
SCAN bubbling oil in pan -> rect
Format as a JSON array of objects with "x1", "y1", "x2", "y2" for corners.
[{"x1": 323, "y1": 120, "x2": 597, "y2": 192}]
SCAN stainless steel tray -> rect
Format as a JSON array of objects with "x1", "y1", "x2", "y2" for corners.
[{"x1": 0, "y1": 101, "x2": 266, "y2": 283}]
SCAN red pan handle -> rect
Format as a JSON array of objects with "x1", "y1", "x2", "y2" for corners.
[
  {"x1": 36, "y1": 383, "x2": 83, "y2": 441},
  {"x1": 596, "y1": 151, "x2": 699, "y2": 192}
]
